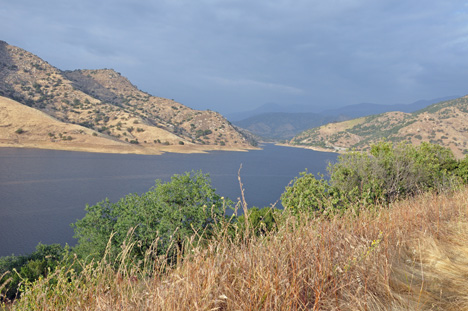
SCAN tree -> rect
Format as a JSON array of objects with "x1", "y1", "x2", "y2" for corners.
[{"x1": 72, "y1": 171, "x2": 229, "y2": 262}]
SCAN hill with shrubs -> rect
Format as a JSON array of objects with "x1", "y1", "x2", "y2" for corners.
[
  {"x1": 3, "y1": 141, "x2": 468, "y2": 310},
  {"x1": 0, "y1": 40, "x2": 256, "y2": 154},
  {"x1": 290, "y1": 95, "x2": 468, "y2": 158}
]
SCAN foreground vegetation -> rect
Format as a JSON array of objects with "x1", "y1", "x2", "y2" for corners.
[
  {"x1": 2, "y1": 141, "x2": 468, "y2": 310},
  {"x1": 3, "y1": 189, "x2": 468, "y2": 310}
]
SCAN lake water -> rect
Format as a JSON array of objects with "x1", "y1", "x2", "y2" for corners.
[{"x1": 0, "y1": 144, "x2": 337, "y2": 257}]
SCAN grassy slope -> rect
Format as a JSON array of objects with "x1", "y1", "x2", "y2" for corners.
[
  {"x1": 0, "y1": 96, "x2": 253, "y2": 155},
  {"x1": 6, "y1": 187, "x2": 468, "y2": 310}
]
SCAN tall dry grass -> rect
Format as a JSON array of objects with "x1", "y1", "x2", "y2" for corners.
[{"x1": 4, "y1": 188, "x2": 468, "y2": 310}]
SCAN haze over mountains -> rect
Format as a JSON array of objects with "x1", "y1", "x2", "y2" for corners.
[
  {"x1": 0, "y1": 40, "x2": 256, "y2": 154},
  {"x1": 231, "y1": 97, "x2": 457, "y2": 140}
]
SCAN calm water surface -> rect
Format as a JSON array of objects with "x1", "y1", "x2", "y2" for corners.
[{"x1": 0, "y1": 144, "x2": 337, "y2": 256}]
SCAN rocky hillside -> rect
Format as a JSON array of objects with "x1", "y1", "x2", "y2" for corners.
[
  {"x1": 290, "y1": 95, "x2": 468, "y2": 158},
  {"x1": 0, "y1": 40, "x2": 256, "y2": 153}
]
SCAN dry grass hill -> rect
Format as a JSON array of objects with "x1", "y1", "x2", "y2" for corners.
[
  {"x1": 290, "y1": 95, "x2": 468, "y2": 158},
  {"x1": 0, "y1": 40, "x2": 257, "y2": 154}
]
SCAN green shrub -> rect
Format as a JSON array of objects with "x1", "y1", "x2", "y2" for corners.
[
  {"x1": 281, "y1": 172, "x2": 337, "y2": 215},
  {"x1": 72, "y1": 171, "x2": 230, "y2": 263},
  {"x1": 235, "y1": 207, "x2": 282, "y2": 236},
  {"x1": 282, "y1": 141, "x2": 463, "y2": 215},
  {"x1": 0, "y1": 243, "x2": 66, "y2": 301}
]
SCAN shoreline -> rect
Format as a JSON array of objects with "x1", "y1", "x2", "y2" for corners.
[
  {"x1": 0, "y1": 141, "x2": 260, "y2": 155},
  {"x1": 275, "y1": 143, "x2": 346, "y2": 155}
]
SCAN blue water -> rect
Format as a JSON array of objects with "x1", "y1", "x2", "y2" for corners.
[{"x1": 0, "y1": 144, "x2": 337, "y2": 256}]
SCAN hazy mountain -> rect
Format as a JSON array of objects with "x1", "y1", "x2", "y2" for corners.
[{"x1": 233, "y1": 112, "x2": 347, "y2": 141}]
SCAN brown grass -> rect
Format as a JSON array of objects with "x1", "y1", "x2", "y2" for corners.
[
  {"x1": 0, "y1": 96, "x2": 256, "y2": 155},
  {"x1": 4, "y1": 188, "x2": 468, "y2": 310}
]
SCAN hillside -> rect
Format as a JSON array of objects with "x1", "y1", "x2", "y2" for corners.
[
  {"x1": 290, "y1": 95, "x2": 468, "y2": 158},
  {"x1": 0, "y1": 96, "x2": 178, "y2": 154},
  {"x1": 0, "y1": 40, "x2": 256, "y2": 154}
]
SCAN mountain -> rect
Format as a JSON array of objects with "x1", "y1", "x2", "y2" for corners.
[
  {"x1": 230, "y1": 97, "x2": 456, "y2": 141},
  {"x1": 0, "y1": 40, "x2": 256, "y2": 154},
  {"x1": 233, "y1": 112, "x2": 346, "y2": 141},
  {"x1": 290, "y1": 96, "x2": 468, "y2": 158}
]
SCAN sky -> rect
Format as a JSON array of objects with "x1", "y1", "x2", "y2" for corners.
[{"x1": 1, "y1": 0, "x2": 468, "y2": 115}]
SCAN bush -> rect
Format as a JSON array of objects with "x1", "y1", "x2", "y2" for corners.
[
  {"x1": 0, "y1": 243, "x2": 66, "y2": 301},
  {"x1": 281, "y1": 172, "x2": 338, "y2": 215},
  {"x1": 282, "y1": 141, "x2": 463, "y2": 215},
  {"x1": 235, "y1": 207, "x2": 282, "y2": 236},
  {"x1": 72, "y1": 171, "x2": 230, "y2": 263}
]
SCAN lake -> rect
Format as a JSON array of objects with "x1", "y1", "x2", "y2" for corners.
[{"x1": 0, "y1": 144, "x2": 337, "y2": 257}]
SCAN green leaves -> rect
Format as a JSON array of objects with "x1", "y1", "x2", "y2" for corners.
[
  {"x1": 282, "y1": 141, "x2": 464, "y2": 216},
  {"x1": 72, "y1": 171, "x2": 229, "y2": 263},
  {"x1": 0, "y1": 243, "x2": 67, "y2": 300},
  {"x1": 281, "y1": 171, "x2": 331, "y2": 215}
]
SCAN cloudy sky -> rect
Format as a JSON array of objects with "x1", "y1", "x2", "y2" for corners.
[{"x1": 1, "y1": 0, "x2": 468, "y2": 114}]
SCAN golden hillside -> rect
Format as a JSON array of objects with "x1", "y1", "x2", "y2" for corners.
[
  {"x1": 0, "y1": 96, "x2": 214, "y2": 154},
  {"x1": 0, "y1": 40, "x2": 257, "y2": 154},
  {"x1": 290, "y1": 96, "x2": 468, "y2": 158}
]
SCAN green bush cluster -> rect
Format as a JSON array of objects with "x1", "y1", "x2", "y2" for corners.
[
  {"x1": 282, "y1": 141, "x2": 466, "y2": 215},
  {"x1": 72, "y1": 171, "x2": 228, "y2": 263},
  {"x1": 0, "y1": 244, "x2": 67, "y2": 300},
  {"x1": 235, "y1": 207, "x2": 281, "y2": 237}
]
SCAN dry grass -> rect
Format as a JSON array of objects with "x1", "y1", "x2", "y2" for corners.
[
  {"x1": 4, "y1": 188, "x2": 468, "y2": 310},
  {"x1": 0, "y1": 96, "x2": 257, "y2": 155}
]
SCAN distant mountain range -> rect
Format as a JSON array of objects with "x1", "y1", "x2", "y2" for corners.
[
  {"x1": 231, "y1": 97, "x2": 458, "y2": 140},
  {"x1": 290, "y1": 95, "x2": 468, "y2": 158},
  {"x1": 0, "y1": 40, "x2": 257, "y2": 154},
  {"x1": 233, "y1": 112, "x2": 344, "y2": 141}
]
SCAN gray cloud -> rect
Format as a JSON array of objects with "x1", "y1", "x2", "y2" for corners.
[{"x1": 1, "y1": 0, "x2": 468, "y2": 113}]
